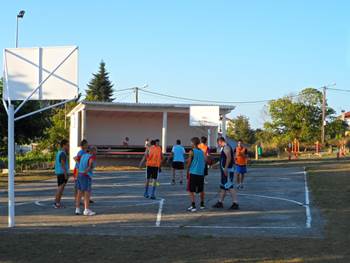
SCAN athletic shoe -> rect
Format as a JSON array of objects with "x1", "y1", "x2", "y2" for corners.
[
  {"x1": 204, "y1": 179, "x2": 208, "y2": 184},
  {"x1": 150, "y1": 196, "x2": 156, "y2": 200},
  {"x1": 156, "y1": 182, "x2": 160, "y2": 187},
  {"x1": 83, "y1": 209, "x2": 96, "y2": 216},
  {"x1": 75, "y1": 208, "x2": 81, "y2": 215},
  {"x1": 187, "y1": 206, "x2": 197, "y2": 212},
  {"x1": 229, "y1": 203, "x2": 239, "y2": 210},
  {"x1": 239, "y1": 184, "x2": 244, "y2": 190},
  {"x1": 89, "y1": 200, "x2": 94, "y2": 204},
  {"x1": 171, "y1": 179, "x2": 175, "y2": 185},
  {"x1": 212, "y1": 201, "x2": 224, "y2": 208},
  {"x1": 53, "y1": 203, "x2": 64, "y2": 209},
  {"x1": 144, "y1": 193, "x2": 150, "y2": 199},
  {"x1": 179, "y1": 180, "x2": 183, "y2": 185},
  {"x1": 200, "y1": 205, "x2": 205, "y2": 210},
  {"x1": 236, "y1": 184, "x2": 241, "y2": 190}
]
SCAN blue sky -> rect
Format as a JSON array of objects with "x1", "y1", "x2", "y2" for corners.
[{"x1": 1, "y1": 1, "x2": 349, "y2": 128}]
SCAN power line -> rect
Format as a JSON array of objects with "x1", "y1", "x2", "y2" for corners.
[
  {"x1": 139, "y1": 88, "x2": 304, "y2": 105},
  {"x1": 327, "y1": 87, "x2": 350, "y2": 93},
  {"x1": 114, "y1": 88, "x2": 134, "y2": 93},
  {"x1": 112, "y1": 84, "x2": 342, "y2": 105}
]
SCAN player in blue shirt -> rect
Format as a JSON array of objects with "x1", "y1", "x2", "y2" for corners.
[
  {"x1": 186, "y1": 137, "x2": 206, "y2": 212},
  {"x1": 171, "y1": 139, "x2": 186, "y2": 185},
  {"x1": 53, "y1": 139, "x2": 69, "y2": 209},
  {"x1": 73, "y1": 139, "x2": 88, "y2": 199},
  {"x1": 75, "y1": 146, "x2": 97, "y2": 216}
]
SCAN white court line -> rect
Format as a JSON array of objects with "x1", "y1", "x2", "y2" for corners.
[
  {"x1": 0, "y1": 202, "x2": 26, "y2": 208},
  {"x1": 120, "y1": 225, "x2": 299, "y2": 230},
  {"x1": 303, "y1": 169, "x2": 312, "y2": 228},
  {"x1": 156, "y1": 198, "x2": 165, "y2": 227},
  {"x1": 34, "y1": 198, "x2": 159, "y2": 207},
  {"x1": 238, "y1": 193, "x2": 305, "y2": 207}
]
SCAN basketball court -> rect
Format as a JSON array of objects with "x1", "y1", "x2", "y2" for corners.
[
  {"x1": 0, "y1": 166, "x2": 323, "y2": 238},
  {"x1": 1, "y1": 45, "x2": 322, "y2": 238}
]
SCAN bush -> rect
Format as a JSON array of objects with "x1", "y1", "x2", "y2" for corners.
[{"x1": 0, "y1": 151, "x2": 54, "y2": 171}]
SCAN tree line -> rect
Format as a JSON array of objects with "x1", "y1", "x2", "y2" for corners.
[
  {"x1": 227, "y1": 88, "x2": 348, "y2": 148},
  {"x1": 0, "y1": 61, "x2": 348, "y2": 155}
]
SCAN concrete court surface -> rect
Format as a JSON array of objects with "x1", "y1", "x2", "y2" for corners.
[{"x1": 0, "y1": 166, "x2": 323, "y2": 237}]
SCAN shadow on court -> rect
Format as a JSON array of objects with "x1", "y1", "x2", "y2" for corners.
[{"x1": 0, "y1": 167, "x2": 323, "y2": 237}]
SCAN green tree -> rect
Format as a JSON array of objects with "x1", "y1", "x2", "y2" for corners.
[
  {"x1": 86, "y1": 61, "x2": 114, "y2": 102},
  {"x1": 0, "y1": 78, "x2": 53, "y2": 154},
  {"x1": 326, "y1": 118, "x2": 348, "y2": 140},
  {"x1": 40, "y1": 102, "x2": 77, "y2": 153},
  {"x1": 227, "y1": 115, "x2": 255, "y2": 144},
  {"x1": 263, "y1": 88, "x2": 339, "y2": 144}
]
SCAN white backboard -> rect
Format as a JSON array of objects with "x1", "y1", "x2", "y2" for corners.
[
  {"x1": 189, "y1": 106, "x2": 220, "y2": 127},
  {"x1": 3, "y1": 46, "x2": 78, "y2": 100}
]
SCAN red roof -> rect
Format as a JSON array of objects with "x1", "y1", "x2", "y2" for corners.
[{"x1": 344, "y1": 112, "x2": 350, "y2": 118}]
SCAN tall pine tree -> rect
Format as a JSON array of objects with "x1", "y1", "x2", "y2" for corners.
[{"x1": 86, "y1": 61, "x2": 114, "y2": 102}]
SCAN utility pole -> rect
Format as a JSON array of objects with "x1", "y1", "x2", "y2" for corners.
[
  {"x1": 134, "y1": 87, "x2": 139, "y2": 103},
  {"x1": 133, "y1": 85, "x2": 148, "y2": 103},
  {"x1": 321, "y1": 86, "x2": 326, "y2": 144}
]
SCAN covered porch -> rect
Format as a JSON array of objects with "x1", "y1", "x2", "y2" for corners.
[{"x1": 67, "y1": 102, "x2": 234, "y2": 168}]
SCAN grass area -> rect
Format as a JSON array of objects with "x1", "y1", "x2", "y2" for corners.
[{"x1": 0, "y1": 161, "x2": 349, "y2": 262}]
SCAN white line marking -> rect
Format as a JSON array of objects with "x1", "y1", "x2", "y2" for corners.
[
  {"x1": 304, "y1": 169, "x2": 312, "y2": 228},
  {"x1": 34, "y1": 198, "x2": 159, "y2": 207},
  {"x1": 156, "y1": 198, "x2": 165, "y2": 227},
  {"x1": 34, "y1": 200, "x2": 47, "y2": 207},
  {"x1": 238, "y1": 193, "x2": 305, "y2": 206},
  {"x1": 0, "y1": 202, "x2": 26, "y2": 208},
  {"x1": 120, "y1": 225, "x2": 299, "y2": 230}
]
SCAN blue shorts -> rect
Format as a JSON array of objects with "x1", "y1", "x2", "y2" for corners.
[
  {"x1": 236, "y1": 165, "x2": 247, "y2": 174},
  {"x1": 76, "y1": 174, "x2": 92, "y2": 192},
  {"x1": 220, "y1": 169, "x2": 235, "y2": 190}
]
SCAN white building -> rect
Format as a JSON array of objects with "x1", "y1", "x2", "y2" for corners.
[
  {"x1": 340, "y1": 111, "x2": 350, "y2": 127},
  {"x1": 67, "y1": 101, "x2": 234, "y2": 169}
]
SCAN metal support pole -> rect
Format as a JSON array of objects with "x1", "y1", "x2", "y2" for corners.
[
  {"x1": 321, "y1": 87, "x2": 326, "y2": 144},
  {"x1": 162, "y1": 112, "x2": 167, "y2": 153},
  {"x1": 81, "y1": 109, "x2": 86, "y2": 140},
  {"x1": 207, "y1": 129, "x2": 211, "y2": 149},
  {"x1": 222, "y1": 115, "x2": 227, "y2": 138},
  {"x1": 8, "y1": 104, "x2": 15, "y2": 227},
  {"x1": 135, "y1": 87, "x2": 139, "y2": 103},
  {"x1": 15, "y1": 17, "x2": 19, "y2": 48}
]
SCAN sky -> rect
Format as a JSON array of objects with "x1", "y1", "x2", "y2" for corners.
[{"x1": 1, "y1": 0, "x2": 349, "y2": 128}]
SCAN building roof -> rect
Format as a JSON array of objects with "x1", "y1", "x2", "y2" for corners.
[
  {"x1": 67, "y1": 101, "x2": 235, "y2": 116},
  {"x1": 343, "y1": 112, "x2": 350, "y2": 118}
]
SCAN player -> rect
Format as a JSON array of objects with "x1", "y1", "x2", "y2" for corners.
[
  {"x1": 171, "y1": 139, "x2": 186, "y2": 185},
  {"x1": 144, "y1": 138, "x2": 150, "y2": 149},
  {"x1": 73, "y1": 139, "x2": 88, "y2": 199},
  {"x1": 123, "y1": 137, "x2": 130, "y2": 146},
  {"x1": 198, "y1": 136, "x2": 209, "y2": 184},
  {"x1": 154, "y1": 139, "x2": 162, "y2": 186},
  {"x1": 186, "y1": 137, "x2": 206, "y2": 212},
  {"x1": 53, "y1": 139, "x2": 69, "y2": 209},
  {"x1": 212, "y1": 137, "x2": 239, "y2": 210},
  {"x1": 234, "y1": 139, "x2": 248, "y2": 190},
  {"x1": 139, "y1": 140, "x2": 162, "y2": 199},
  {"x1": 75, "y1": 146, "x2": 97, "y2": 216}
]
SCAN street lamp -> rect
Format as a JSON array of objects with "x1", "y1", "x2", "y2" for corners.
[{"x1": 16, "y1": 10, "x2": 25, "y2": 48}]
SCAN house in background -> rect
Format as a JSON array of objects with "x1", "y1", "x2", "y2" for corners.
[
  {"x1": 340, "y1": 111, "x2": 350, "y2": 126},
  {"x1": 67, "y1": 101, "x2": 235, "y2": 169},
  {"x1": 339, "y1": 111, "x2": 350, "y2": 136}
]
